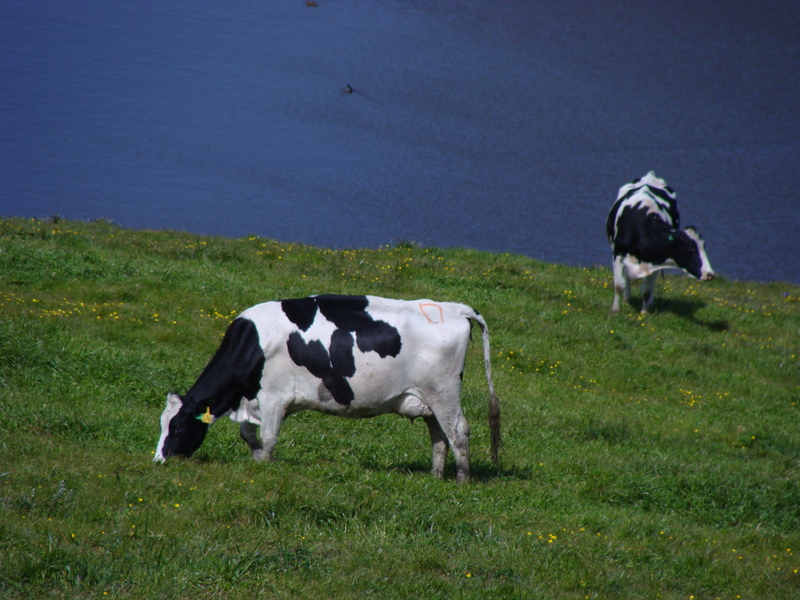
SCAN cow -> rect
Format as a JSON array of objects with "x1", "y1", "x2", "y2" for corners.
[
  {"x1": 606, "y1": 171, "x2": 714, "y2": 314},
  {"x1": 154, "y1": 294, "x2": 500, "y2": 483}
]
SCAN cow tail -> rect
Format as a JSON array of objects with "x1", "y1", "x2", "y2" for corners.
[{"x1": 468, "y1": 309, "x2": 501, "y2": 464}]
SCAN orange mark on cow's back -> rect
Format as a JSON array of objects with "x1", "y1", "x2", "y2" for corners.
[{"x1": 419, "y1": 302, "x2": 444, "y2": 324}]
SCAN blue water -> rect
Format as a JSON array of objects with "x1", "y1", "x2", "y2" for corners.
[{"x1": 2, "y1": 0, "x2": 799, "y2": 284}]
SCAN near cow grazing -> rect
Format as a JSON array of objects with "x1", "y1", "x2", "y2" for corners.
[
  {"x1": 155, "y1": 294, "x2": 500, "y2": 483},
  {"x1": 606, "y1": 171, "x2": 715, "y2": 313}
]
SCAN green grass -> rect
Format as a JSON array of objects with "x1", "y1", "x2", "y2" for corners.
[{"x1": 1, "y1": 216, "x2": 798, "y2": 599}]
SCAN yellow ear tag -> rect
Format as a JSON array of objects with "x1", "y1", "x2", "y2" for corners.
[{"x1": 197, "y1": 407, "x2": 214, "y2": 424}]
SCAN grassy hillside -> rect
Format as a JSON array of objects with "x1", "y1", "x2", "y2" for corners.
[{"x1": 1, "y1": 216, "x2": 798, "y2": 599}]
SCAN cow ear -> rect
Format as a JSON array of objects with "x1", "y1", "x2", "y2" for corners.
[{"x1": 167, "y1": 393, "x2": 183, "y2": 408}]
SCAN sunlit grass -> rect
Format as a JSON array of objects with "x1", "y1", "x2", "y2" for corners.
[{"x1": 1, "y1": 216, "x2": 798, "y2": 599}]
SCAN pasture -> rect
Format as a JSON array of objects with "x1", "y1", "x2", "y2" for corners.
[{"x1": 1, "y1": 217, "x2": 798, "y2": 599}]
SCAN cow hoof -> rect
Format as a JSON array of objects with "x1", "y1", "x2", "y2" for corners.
[{"x1": 252, "y1": 449, "x2": 275, "y2": 462}]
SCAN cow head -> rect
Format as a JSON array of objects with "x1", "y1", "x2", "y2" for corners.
[
  {"x1": 673, "y1": 227, "x2": 715, "y2": 281},
  {"x1": 153, "y1": 393, "x2": 210, "y2": 462}
]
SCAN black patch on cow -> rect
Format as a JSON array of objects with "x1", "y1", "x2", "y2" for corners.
[
  {"x1": 285, "y1": 295, "x2": 402, "y2": 405},
  {"x1": 161, "y1": 404, "x2": 210, "y2": 460},
  {"x1": 671, "y1": 229, "x2": 705, "y2": 279},
  {"x1": 287, "y1": 332, "x2": 331, "y2": 380},
  {"x1": 315, "y1": 295, "x2": 372, "y2": 334},
  {"x1": 162, "y1": 317, "x2": 266, "y2": 458},
  {"x1": 647, "y1": 185, "x2": 676, "y2": 206},
  {"x1": 611, "y1": 204, "x2": 676, "y2": 265},
  {"x1": 330, "y1": 328, "x2": 357, "y2": 377},
  {"x1": 281, "y1": 297, "x2": 318, "y2": 331},
  {"x1": 616, "y1": 185, "x2": 641, "y2": 204},
  {"x1": 287, "y1": 331, "x2": 355, "y2": 404},
  {"x1": 614, "y1": 184, "x2": 680, "y2": 231},
  {"x1": 356, "y1": 319, "x2": 402, "y2": 356},
  {"x1": 190, "y1": 318, "x2": 266, "y2": 408},
  {"x1": 316, "y1": 295, "x2": 403, "y2": 358}
]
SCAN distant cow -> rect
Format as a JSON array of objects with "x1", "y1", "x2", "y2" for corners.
[
  {"x1": 154, "y1": 295, "x2": 500, "y2": 483},
  {"x1": 606, "y1": 172, "x2": 714, "y2": 313}
]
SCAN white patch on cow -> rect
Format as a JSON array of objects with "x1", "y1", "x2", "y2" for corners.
[
  {"x1": 228, "y1": 397, "x2": 261, "y2": 426},
  {"x1": 153, "y1": 393, "x2": 183, "y2": 462},
  {"x1": 418, "y1": 302, "x2": 444, "y2": 324},
  {"x1": 622, "y1": 254, "x2": 678, "y2": 280},
  {"x1": 644, "y1": 198, "x2": 673, "y2": 222},
  {"x1": 616, "y1": 171, "x2": 671, "y2": 200},
  {"x1": 683, "y1": 227, "x2": 715, "y2": 280},
  {"x1": 394, "y1": 393, "x2": 434, "y2": 420},
  {"x1": 611, "y1": 194, "x2": 674, "y2": 237}
]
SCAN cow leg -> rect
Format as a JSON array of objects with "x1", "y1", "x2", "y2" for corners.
[
  {"x1": 611, "y1": 256, "x2": 628, "y2": 313},
  {"x1": 239, "y1": 422, "x2": 262, "y2": 454},
  {"x1": 251, "y1": 405, "x2": 285, "y2": 462},
  {"x1": 428, "y1": 404, "x2": 471, "y2": 483},
  {"x1": 450, "y1": 411, "x2": 471, "y2": 484},
  {"x1": 424, "y1": 416, "x2": 449, "y2": 479},
  {"x1": 640, "y1": 274, "x2": 656, "y2": 314}
]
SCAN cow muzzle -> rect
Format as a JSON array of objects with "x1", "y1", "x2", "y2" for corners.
[{"x1": 701, "y1": 271, "x2": 715, "y2": 281}]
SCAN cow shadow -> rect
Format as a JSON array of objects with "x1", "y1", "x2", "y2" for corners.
[
  {"x1": 362, "y1": 459, "x2": 532, "y2": 483},
  {"x1": 634, "y1": 297, "x2": 728, "y2": 331}
]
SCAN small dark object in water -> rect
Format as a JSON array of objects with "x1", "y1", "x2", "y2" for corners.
[
  {"x1": 306, "y1": 1, "x2": 318, "y2": 7},
  {"x1": 345, "y1": 84, "x2": 353, "y2": 94}
]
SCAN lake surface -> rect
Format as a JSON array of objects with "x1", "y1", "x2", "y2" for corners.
[{"x1": 2, "y1": 0, "x2": 799, "y2": 284}]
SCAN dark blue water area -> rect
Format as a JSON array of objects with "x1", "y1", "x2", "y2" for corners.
[{"x1": 2, "y1": 0, "x2": 799, "y2": 284}]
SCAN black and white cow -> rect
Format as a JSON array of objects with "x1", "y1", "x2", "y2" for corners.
[
  {"x1": 606, "y1": 171, "x2": 714, "y2": 313},
  {"x1": 155, "y1": 294, "x2": 500, "y2": 483}
]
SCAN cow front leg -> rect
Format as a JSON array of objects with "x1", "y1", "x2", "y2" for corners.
[
  {"x1": 252, "y1": 406, "x2": 285, "y2": 462},
  {"x1": 640, "y1": 274, "x2": 656, "y2": 314},
  {"x1": 239, "y1": 422, "x2": 262, "y2": 455},
  {"x1": 424, "y1": 416, "x2": 449, "y2": 479}
]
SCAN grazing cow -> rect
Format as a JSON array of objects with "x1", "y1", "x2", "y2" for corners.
[
  {"x1": 606, "y1": 172, "x2": 714, "y2": 313},
  {"x1": 154, "y1": 294, "x2": 500, "y2": 483}
]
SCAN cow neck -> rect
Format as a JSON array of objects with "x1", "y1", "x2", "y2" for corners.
[
  {"x1": 182, "y1": 389, "x2": 239, "y2": 421},
  {"x1": 180, "y1": 317, "x2": 266, "y2": 421}
]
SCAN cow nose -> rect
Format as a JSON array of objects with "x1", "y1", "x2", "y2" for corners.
[{"x1": 703, "y1": 272, "x2": 715, "y2": 281}]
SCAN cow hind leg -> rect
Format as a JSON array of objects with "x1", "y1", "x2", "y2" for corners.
[
  {"x1": 424, "y1": 416, "x2": 449, "y2": 479},
  {"x1": 395, "y1": 393, "x2": 459, "y2": 480},
  {"x1": 427, "y1": 404, "x2": 471, "y2": 483},
  {"x1": 611, "y1": 257, "x2": 628, "y2": 313},
  {"x1": 640, "y1": 274, "x2": 656, "y2": 314},
  {"x1": 450, "y1": 412, "x2": 471, "y2": 484}
]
